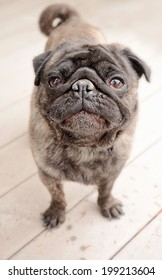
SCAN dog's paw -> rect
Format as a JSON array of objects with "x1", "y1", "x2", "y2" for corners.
[
  {"x1": 100, "y1": 197, "x2": 124, "y2": 220},
  {"x1": 42, "y1": 207, "x2": 65, "y2": 229}
]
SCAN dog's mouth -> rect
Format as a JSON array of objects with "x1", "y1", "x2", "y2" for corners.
[{"x1": 59, "y1": 110, "x2": 112, "y2": 135}]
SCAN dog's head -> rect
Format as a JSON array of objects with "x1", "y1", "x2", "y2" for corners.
[{"x1": 33, "y1": 42, "x2": 150, "y2": 147}]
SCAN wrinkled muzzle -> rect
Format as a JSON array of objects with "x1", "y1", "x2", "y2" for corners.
[{"x1": 44, "y1": 67, "x2": 131, "y2": 136}]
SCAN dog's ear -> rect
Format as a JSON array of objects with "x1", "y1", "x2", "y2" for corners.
[
  {"x1": 33, "y1": 51, "x2": 52, "y2": 86},
  {"x1": 123, "y1": 48, "x2": 151, "y2": 82}
]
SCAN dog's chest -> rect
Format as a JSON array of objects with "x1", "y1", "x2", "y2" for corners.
[{"x1": 47, "y1": 144, "x2": 112, "y2": 184}]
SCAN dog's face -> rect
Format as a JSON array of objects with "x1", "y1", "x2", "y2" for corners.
[{"x1": 33, "y1": 43, "x2": 150, "y2": 147}]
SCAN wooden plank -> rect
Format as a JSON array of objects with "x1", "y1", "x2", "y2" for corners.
[
  {"x1": 113, "y1": 212, "x2": 162, "y2": 259},
  {"x1": 0, "y1": 135, "x2": 37, "y2": 197},
  {"x1": 0, "y1": 175, "x2": 94, "y2": 260},
  {"x1": 129, "y1": 90, "x2": 162, "y2": 161},
  {"x1": 0, "y1": 98, "x2": 30, "y2": 148},
  {"x1": 10, "y1": 139, "x2": 162, "y2": 259},
  {"x1": 138, "y1": 56, "x2": 162, "y2": 101},
  {"x1": 0, "y1": 41, "x2": 44, "y2": 110}
]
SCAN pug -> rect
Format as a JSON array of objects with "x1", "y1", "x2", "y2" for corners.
[{"x1": 29, "y1": 4, "x2": 150, "y2": 228}]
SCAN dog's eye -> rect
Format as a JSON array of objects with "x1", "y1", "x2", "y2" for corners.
[
  {"x1": 48, "y1": 77, "x2": 62, "y2": 88},
  {"x1": 109, "y1": 78, "x2": 125, "y2": 89}
]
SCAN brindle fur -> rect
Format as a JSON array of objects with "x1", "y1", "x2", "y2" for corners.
[{"x1": 29, "y1": 4, "x2": 150, "y2": 228}]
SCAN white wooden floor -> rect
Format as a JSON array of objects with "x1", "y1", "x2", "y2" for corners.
[{"x1": 0, "y1": 0, "x2": 162, "y2": 260}]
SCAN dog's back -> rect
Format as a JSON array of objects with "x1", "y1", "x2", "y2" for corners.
[{"x1": 39, "y1": 4, "x2": 106, "y2": 50}]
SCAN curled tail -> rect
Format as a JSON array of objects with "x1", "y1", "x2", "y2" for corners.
[{"x1": 39, "y1": 4, "x2": 80, "y2": 36}]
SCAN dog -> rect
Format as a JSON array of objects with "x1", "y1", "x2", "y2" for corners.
[{"x1": 29, "y1": 4, "x2": 150, "y2": 228}]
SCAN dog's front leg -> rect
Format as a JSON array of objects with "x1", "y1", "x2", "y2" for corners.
[
  {"x1": 39, "y1": 169, "x2": 66, "y2": 228},
  {"x1": 97, "y1": 178, "x2": 124, "y2": 220}
]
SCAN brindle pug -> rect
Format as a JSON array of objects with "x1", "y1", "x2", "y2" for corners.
[{"x1": 29, "y1": 4, "x2": 150, "y2": 228}]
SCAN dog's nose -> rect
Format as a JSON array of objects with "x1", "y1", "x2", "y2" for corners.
[{"x1": 72, "y1": 79, "x2": 94, "y2": 98}]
